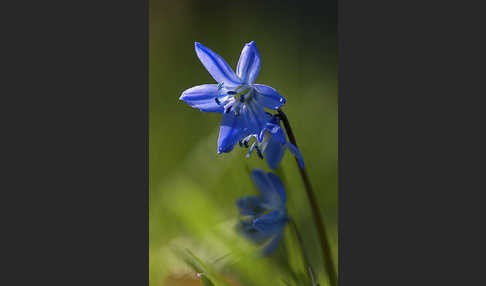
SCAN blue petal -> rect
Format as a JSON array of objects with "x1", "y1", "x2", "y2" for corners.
[
  {"x1": 218, "y1": 113, "x2": 251, "y2": 153},
  {"x1": 286, "y1": 142, "x2": 305, "y2": 169},
  {"x1": 195, "y1": 42, "x2": 242, "y2": 87},
  {"x1": 262, "y1": 233, "x2": 284, "y2": 256},
  {"x1": 179, "y1": 84, "x2": 224, "y2": 113},
  {"x1": 236, "y1": 220, "x2": 269, "y2": 244},
  {"x1": 265, "y1": 122, "x2": 287, "y2": 144},
  {"x1": 236, "y1": 196, "x2": 265, "y2": 216},
  {"x1": 251, "y1": 169, "x2": 282, "y2": 208},
  {"x1": 265, "y1": 137, "x2": 285, "y2": 170},
  {"x1": 236, "y1": 41, "x2": 261, "y2": 84},
  {"x1": 266, "y1": 173, "x2": 287, "y2": 205},
  {"x1": 242, "y1": 101, "x2": 268, "y2": 140},
  {"x1": 251, "y1": 169, "x2": 272, "y2": 194},
  {"x1": 257, "y1": 113, "x2": 275, "y2": 141},
  {"x1": 254, "y1": 84, "x2": 286, "y2": 110},
  {"x1": 253, "y1": 210, "x2": 287, "y2": 237}
]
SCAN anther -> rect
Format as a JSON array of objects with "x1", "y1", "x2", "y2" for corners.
[
  {"x1": 227, "y1": 91, "x2": 237, "y2": 95},
  {"x1": 240, "y1": 95, "x2": 245, "y2": 102},
  {"x1": 214, "y1": 97, "x2": 221, "y2": 105},
  {"x1": 224, "y1": 106, "x2": 232, "y2": 114},
  {"x1": 217, "y1": 82, "x2": 224, "y2": 90}
]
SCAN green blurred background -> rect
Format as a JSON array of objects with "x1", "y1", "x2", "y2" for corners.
[{"x1": 150, "y1": 0, "x2": 337, "y2": 285}]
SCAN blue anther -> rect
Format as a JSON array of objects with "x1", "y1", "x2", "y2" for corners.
[
  {"x1": 227, "y1": 91, "x2": 237, "y2": 95},
  {"x1": 214, "y1": 97, "x2": 221, "y2": 105},
  {"x1": 224, "y1": 106, "x2": 232, "y2": 114},
  {"x1": 240, "y1": 95, "x2": 245, "y2": 102}
]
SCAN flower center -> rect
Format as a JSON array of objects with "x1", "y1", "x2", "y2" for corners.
[
  {"x1": 239, "y1": 132, "x2": 272, "y2": 160},
  {"x1": 214, "y1": 83, "x2": 254, "y2": 116}
]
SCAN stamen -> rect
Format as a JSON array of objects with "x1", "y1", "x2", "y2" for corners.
[
  {"x1": 217, "y1": 82, "x2": 224, "y2": 91},
  {"x1": 238, "y1": 87, "x2": 251, "y2": 95},
  {"x1": 234, "y1": 84, "x2": 245, "y2": 91},
  {"x1": 261, "y1": 133, "x2": 271, "y2": 153},
  {"x1": 239, "y1": 137, "x2": 248, "y2": 148},
  {"x1": 240, "y1": 95, "x2": 245, "y2": 102},
  {"x1": 240, "y1": 135, "x2": 254, "y2": 149},
  {"x1": 247, "y1": 142, "x2": 257, "y2": 158},
  {"x1": 214, "y1": 97, "x2": 221, "y2": 105},
  {"x1": 223, "y1": 100, "x2": 233, "y2": 108},
  {"x1": 255, "y1": 145, "x2": 264, "y2": 159},
  {"x1": 224, "y1": 106, "x2": 232, "y2": 114},
  {"x1": 238, "y1": 135, "x2": 253, "y2": 148},
  {"x1": 227, "y1": 91, "x2": 237, "y2": 95},
  {"x1": 232, "y1": 101, "x2": 242, "y2": 116}
]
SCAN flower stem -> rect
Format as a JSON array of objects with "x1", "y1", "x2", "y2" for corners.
[
  {"x1": 289, "y1": 219, "x2": 319, "y2": 286},
  {"x1": 277, "y1": 109, "x2": 338, "y2": 286}
]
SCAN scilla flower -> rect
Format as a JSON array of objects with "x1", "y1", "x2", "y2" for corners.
[
  {"x1": 240, "y1": 114, "x2": 305, "y2": 170},
  {"x1": 180, "y1": 42, "x2": 286, "y2": 153},
  {"x1": 236, "y1": 169, "x2": 288, "y2": 255}
]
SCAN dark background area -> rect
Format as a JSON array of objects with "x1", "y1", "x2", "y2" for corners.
[{"x1": 3, "y1": 0, "x2": 484, "y2": 285}]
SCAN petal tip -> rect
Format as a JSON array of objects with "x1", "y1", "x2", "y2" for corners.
[
  {"x1": 298, "y1": 159, "x2": 305, "y2": 169},
  {"x1": 268, "y1": 162, "x2": 278, "y2": 170},
  {"x1": 246, "y1": 41, "x2": 256, "y2": 46},
  {"x1": 218, "y1": 144, "x2": 233, "y2": 154},
  {"x1": 217, "y1": 145, "x2": 225, "y2": 154},
  {"x1": 194, "y1": 42, "x2": 204, "y2": 52},
  {"x1": 179, "y1": 91, "x2": 193, "y2": 102}
]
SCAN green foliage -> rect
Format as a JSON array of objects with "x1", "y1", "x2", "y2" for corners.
[{"x1": 200, "y1": 275, "x2": 216, "y2": 286}]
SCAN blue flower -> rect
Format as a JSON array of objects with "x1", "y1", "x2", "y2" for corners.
[
  {"x1": 236, "y1": 169, "x2": 288, "y2": 255},
  {"x1": 180, "y1": 42, "x2": 286, "y2": 153},
  {"x1": 240, "y1": 114, "x2": 305, "y2": 170}
]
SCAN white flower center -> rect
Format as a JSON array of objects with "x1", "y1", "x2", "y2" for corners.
[{"x1": 215, "y1": 83, "x2": 255, "y2": 116}]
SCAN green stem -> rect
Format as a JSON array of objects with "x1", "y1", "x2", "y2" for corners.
[
  {"x1": 277, "y1": 109, "x2": 338, "y2": 286},
  {"x1": 290, "y1": 219, "x2": 319, "y2": 286}
]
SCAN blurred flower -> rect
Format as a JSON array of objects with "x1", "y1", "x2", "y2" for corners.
[
  {"x1": 236, "y1": 169, "x2": 288, "y2": 255},
  {"x1": 240, "y1": 114, "x2": 305, "y2": 170},
  {"x1": 180, "y1": 42, "x2": 286, "y2": 153}
]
